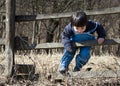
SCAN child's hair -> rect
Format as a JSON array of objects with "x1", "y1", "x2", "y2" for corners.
[{"x1": 71, "y1": 11, "x2": 88, "y2": 27}]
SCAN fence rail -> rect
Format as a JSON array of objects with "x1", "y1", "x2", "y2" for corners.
[
  {"x1": 15, "y1": 7, "x2": 120, "y2": 22},
  {"x1": 14, "y1": 39, "x2": 120, "y2": 50},
  {"x1": 1, "y1": 38, "x2": 120, "y2": 50},
  {"x1": 35, "y1": 39, "x2": 120, "y2": 49}
]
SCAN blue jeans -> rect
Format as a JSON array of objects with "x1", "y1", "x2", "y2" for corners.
[{"x1": 60, "y1": 33, "x2": 95, "y2": 71}]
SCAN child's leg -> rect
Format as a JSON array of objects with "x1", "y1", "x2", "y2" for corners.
[
  {"x1": 71, "y1": 33, "x2": 95, "y2": 71},
  {"x1": 74, "y1": 46, "x2": 91, "y2": 71},
  {"x1": 60, "y1": 48, "x2": 76, "y2": 73}
]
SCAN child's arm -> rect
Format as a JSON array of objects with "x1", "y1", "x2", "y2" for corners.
[
  {"x1": 96, "y1": 23, "x2": 106, "y2": 44},
  {"x1": 62, "y1": 24, "x2": 73, "y2": 52}
]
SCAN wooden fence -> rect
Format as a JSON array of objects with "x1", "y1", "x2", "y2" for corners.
[{"x1": 1, "y1": 0, "x2": 120, "y2": 77}]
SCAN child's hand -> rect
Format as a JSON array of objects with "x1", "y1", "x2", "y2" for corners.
[{"x1": 97, "y1": 38, "x2": 105, "y2": 44}]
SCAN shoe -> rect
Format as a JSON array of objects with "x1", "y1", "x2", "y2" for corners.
[
  {"x1": 59, "y1": 67, "x2": 68, "y2": 74},
  {"x1": 73, "y1": 67, "x2": 80, "y2": 72}
]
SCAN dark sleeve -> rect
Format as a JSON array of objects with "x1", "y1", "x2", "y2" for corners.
[
  {"x1": 96, "y1": 23, "x2": 106, "y2": 39},
  {"x1": 62, "y1": 24, "x2": 73, "y2": 51}
]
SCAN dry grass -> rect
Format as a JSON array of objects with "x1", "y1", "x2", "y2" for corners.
[
  {"x1": 0, "y1": 52, "x2": 120, "y2": 86},
  {"x1": 14, "y1": 53, "x2": 120, "y2": 74},
  {"x1": 83, "y1": 54, "x2": 120, "y2": 71}
]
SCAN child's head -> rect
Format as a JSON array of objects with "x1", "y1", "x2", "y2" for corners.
[
  {"x1": 71, "y1": 11, "x2": 88, "y2": 27},
  {"x1": 71, "y1": 11, "x2": 88, "y2": 33}
]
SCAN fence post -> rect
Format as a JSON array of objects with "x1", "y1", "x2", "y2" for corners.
[{"x1": 4, "y1": 0, "x2": 15, "y2": 77}]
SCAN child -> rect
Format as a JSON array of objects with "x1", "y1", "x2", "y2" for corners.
[{"x1": 59, "y1": 11, "x2": 106, "y2": 74}]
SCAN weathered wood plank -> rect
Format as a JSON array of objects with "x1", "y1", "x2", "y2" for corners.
[
  {"x1": 35, "y1": 39, "x2": 120, "y2": 49},
  {"x1": 15, "y1": 39, "x2": 120, "y2": 50},
  {"x1": 72, "y1": 70, "x2": 120, "y2": 78},
  {"x1": 15, "y1": 7, "x2": 120, "y2": 22},
  {"x1": 0, "y1": 10, "x2": 5, "y2": 13},
  {"x1": 54, "y1": 70, "x2": 120, "y2": 80},
  {"x1": 0, "y1": 38, "x2": 5, "y2": 45}
]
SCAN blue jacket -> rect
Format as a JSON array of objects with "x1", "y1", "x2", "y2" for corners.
[{"x1": 62, "y1": 20, "x2": 106, "y2": 50}]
